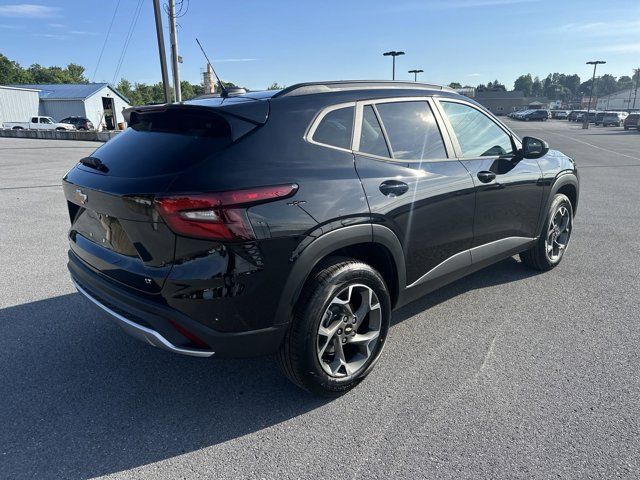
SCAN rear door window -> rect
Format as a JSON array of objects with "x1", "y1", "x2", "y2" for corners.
[
  {"x1": 440, "y1": 101, "x2": 514, "y2": 157},
  {"x1": 375, "y1": 101, "x2": 447, "y2": 160},
  {"x1": 359, "y1": 105, "x2": 390, "y2": 157},
  {"x1": 312, "y1": 106, "x2": 354, "y2": 150}
]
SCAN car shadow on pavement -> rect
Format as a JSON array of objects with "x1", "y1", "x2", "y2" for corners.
[
  {"x1": 0, "y1": 293, "x2": 326, "y2": 479},
  {"x1": 0, "y1": 257, "x2": 539, "y2": 478}
]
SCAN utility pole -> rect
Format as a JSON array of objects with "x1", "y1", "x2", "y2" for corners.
[
  {"x1": 408, "y1": 69, "x2": 423, "y2": 82},
  {"x1": 168, "y1": 0, "x2": 182, "y2": 102},
  {"x1": 383, "y1": 51, "x2": 405, "y2": 80},
  {"x1": 633, "y1": 68, "x2": 640, "y2": 110},
  {"x1": 152, "y1": 0, "x2": 171, "y2": 103},
  {"x1": 584, "y1": 60, "x2": 606, "y2": 129}
]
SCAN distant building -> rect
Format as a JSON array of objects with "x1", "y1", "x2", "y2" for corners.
[
  {"x1": 596, "y1": 89, "x2": 639, "y2": 111},
  {"x1": 0, "y1": 85, "x2": 40, "y2": 125},
  {"x1": 9, "y1": 83, "x2": 131, "y2": 130},
  {"x1": 473, "y1": 90, "x2": 549, "y2": 115}
]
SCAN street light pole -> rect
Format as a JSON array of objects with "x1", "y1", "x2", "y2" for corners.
[
  {"x1": 633, "y1": 68, "x2": 640, "y2": 110},
  {"x1": 383, "y1": 51, "x2": 405, "y2": 80},
  {"x1": 584, "y1": 60, "x2": 606, "y2": 129},
  {"x1": 408, "y1": 69, "x2": 423, "y2": 82}
]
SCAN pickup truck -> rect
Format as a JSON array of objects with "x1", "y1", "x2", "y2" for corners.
[{"x1": 3, "y1": 116, "x2": 76, "y2": 131}]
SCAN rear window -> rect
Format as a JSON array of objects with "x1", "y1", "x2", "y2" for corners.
[
  {"x1": 87, "y1": 110, "x2": 234, "y2": 178},
  {"x1": 312, "y1": 106, "x2": 354, "y2": 150}
]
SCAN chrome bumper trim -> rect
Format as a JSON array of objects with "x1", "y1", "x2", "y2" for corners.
[{"x1": 72, "y1": 279, "x2": 215, "y2": 358}]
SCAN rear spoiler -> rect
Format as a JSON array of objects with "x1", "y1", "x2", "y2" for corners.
[
  {"x1": 123, "y1": 101, "x2": 269, "y2": 141},
  {"x1": 123, "y1": 101, "x2": 269, "y2": 125}
]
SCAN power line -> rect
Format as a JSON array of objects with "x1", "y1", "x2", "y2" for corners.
[
  {"x1": 111, "y1": 0, "x2": 144, "y2": 85},
  {"x1": 91, "y1": 0, "x2": 121, "y2": 82}
]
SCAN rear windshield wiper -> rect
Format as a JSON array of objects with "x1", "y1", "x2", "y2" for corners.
[{"x1": 79, "y1": 156, "x2": 109, "y2": 173}]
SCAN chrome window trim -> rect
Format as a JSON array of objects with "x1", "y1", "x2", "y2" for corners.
[
  {"x1": 304, "y1": 101, "x2": 357, "y2": 153},
  {"x1": 434, "y1": 97, "x2": 522, "y2": 158},
  {"x1": 353, "y1": 96, "x2": 457, "y2": 163}
]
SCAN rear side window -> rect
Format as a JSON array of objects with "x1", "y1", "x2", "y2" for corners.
[
  {"x1": 359, "y1": 105, "x2": 390, "y2": 157},
  {"x1": 440, "y1": 101, "x2": 513, "y2": 157},
  {"x1": 312, "y1": 106, "x2": 354, "y2": 150},
  {"x1": 375, "y1": 101, "x2": 446, "y2": 160}
]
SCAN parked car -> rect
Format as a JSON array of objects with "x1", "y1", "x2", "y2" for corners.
[
  {"x1": 574, "y1": 112, "x2": 585, "y2": 122},
  {"x1": 594, "y1": 111, "x2": 607, "y2": 126},
  {"x1": 623, "y1": 113, "x2": 640, "y2": 130},
  {"x1": 601, "y1": 112, "x2": 628, "y2": 127},
  {"x1": 3, "y1": 116, "x2": 76, "y2": 131},
  {"x1": 63, "y1": 81, "x2": 579, "y2": 395},
  {"x1": 520, "y1": 109, "x2": 549, "y2": 121},
  {"x1": 568, "y1": 110, "x2": 583, "y2": 121},
  {"x1": 60, "y1": 116, "x2": 95, "y2": 131},
  {"x1": 553, "y1": 110, "x2": 569, "y2": 119}
]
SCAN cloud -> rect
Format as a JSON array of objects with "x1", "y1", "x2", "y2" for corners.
[
  {"x1": 386, "y1": 0, "x2": 538, "y2": 11},
  {"x1": 33, "y1": 33, "x2": 65, "y2": 39},
  {"x1": 215, "y1": 58, "x2": 258, "y2": 63},
  {"x1": 468, "y1": 73, "x2": 482, "y2": 77},
  {"x1": 557, "y1": 20, "x2": 640, "y2": 36},
  {"x1": 69, "y1": 30, "x2": 98, "y2": 36},
  {"x1": 0, "y1": 4, "x2": 59, "y2": 18},
  {"x1": 595, "y1": 43, "x2": 640, "y2": 54}
]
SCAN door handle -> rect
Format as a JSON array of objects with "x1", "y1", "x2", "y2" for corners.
[
  {"x1": 379, "y1": 180, "x2": 409, "y2": 197},
  {"x1": 477, "y1": 171, "x2": 497, "y2": 183}
]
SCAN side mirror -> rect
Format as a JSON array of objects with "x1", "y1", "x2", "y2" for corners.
[{"x1": 521, "y1": 136, "x2": 549, "y2": 159}]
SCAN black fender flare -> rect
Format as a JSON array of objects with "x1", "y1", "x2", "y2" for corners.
[
  {"x1": 536, "y1": 171, "x2": 579, "y2": 237},
  {"x1": 272, "y1": 224, "x2": 406, "y2": 326}
]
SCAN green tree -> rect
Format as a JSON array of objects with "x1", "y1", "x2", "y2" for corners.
[
  {"x1": 0, "y1": 54, "x2": 30, "y2": 83},
  {"x1": 597, "y1": 74, "x2": 618, "y2": 96},
  {"x1": 267, "y1": 82, "x2": 284, "y2": 90},
  {"x1": 448, "y1": 82, "x2": 462, "y2": 89},
  {"x1": 514, "y1": 74, "x2": 533, "y2": 96},
  {"x1": 531, "y1": 76, "x2": 543, "y2": 96}
]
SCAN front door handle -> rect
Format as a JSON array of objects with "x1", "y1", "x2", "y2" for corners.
[
  {"x1": 379, "y1": 180, "x2": 409, "y2": 197},
  {"x1": 477, "y1": 171, "x2": 497, "y2": 183}
]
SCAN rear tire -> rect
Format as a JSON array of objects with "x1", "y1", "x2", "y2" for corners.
[
  {"x1": 520, "y1": 193, "x2": 573, "y2": 271},
  {"x1": 277, "y1": 258, "x2": 391, "y2": 396}
]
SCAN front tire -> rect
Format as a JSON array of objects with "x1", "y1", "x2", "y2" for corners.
[
  {"x1": 520, "y1": 193, "x2": 573, "y2": 271},
  {"x1": 277, "y1": 258, "x2": 391, "y2": 396}
]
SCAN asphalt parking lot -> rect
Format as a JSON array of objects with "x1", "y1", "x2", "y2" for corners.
[{"x1": 0, "y1": 121, "x2": 638, "y2": 479}]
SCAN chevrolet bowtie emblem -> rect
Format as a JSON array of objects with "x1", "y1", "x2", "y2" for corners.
[{"x1": 74, "y1": 189, "x2": 87, "y2": 205}]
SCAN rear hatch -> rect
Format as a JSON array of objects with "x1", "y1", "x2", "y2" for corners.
[{"x1": 63, "y1": 98, "x2": 269, "y2": 294}]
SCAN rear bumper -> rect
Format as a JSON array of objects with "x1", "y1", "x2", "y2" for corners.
[{"x1": 68, "y1": 250, "x2": 287, "y2": 358}]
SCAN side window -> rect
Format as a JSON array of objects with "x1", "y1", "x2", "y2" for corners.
[
  {"x1": 312, "y1": 106, "x2": 354, "y2": 150},
  {"x1": 375, "y1": 101, "x2": 447, "y2": 160},
  {"x1": 440, "y1": 101, "x2": 514, "y2": 157},
  {"x1": 31, "y1": 117, "x2": 38, "y2": 123},
  {"x1": 359, "y1": 105, "x2": 390, "y2": 157}
]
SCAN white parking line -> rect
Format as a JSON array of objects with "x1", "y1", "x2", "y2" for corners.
[{"x1": 541, "y1": 128, "x2": 640, "y2": 162}]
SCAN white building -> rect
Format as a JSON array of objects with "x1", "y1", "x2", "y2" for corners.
[
  {"x1": 596, "y1": 89, "x2": 639, "y2": 111},
  {"x1": 0, "y1": 85, "x2": 40, "y2": 125},
  {"x1": 10, "y1": 83, "x2": 131, "y2": 130}
]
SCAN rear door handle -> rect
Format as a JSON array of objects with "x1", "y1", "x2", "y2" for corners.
[
  {"x1": 379, "y1": 180, "x2": 409, "y2": 197},
  {"x1": 477, "y1": 171, "x2": 497, "y2": 183}
]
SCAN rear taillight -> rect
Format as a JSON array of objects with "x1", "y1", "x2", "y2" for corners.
[{"x1": 154, "y1": 184, "x2": 298, "y2": 240}]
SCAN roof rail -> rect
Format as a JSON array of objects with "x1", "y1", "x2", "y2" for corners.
[{"x1": 273, "y1": 80, "x2": 455, "y2": 97}]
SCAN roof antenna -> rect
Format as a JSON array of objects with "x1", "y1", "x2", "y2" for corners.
[{"x1": 196, "y1": 37, "x2": 228, "y2": 97}]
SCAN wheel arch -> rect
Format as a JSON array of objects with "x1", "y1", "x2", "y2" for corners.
[
  {"x1": 536, "y1": 172, "x2": 579, "y2": 237},
  {"x1": 273, "y1": 224, "x2": 406, "y2": 326}
]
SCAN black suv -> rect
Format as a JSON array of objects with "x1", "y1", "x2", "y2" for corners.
[
  {"x1": 63, "y1": 81, "x2": 579, "y2": 395},
  {"x1": 60, "y1": 116, "x2": 94, "y2": 130}
]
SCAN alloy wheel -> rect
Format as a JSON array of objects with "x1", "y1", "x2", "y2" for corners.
[
  {"x1": 316, "y1": 284, "x2": 382, "y2": 378},
  {"x1": 545, "y1": 205, "x2": 572, "y2": 262}
]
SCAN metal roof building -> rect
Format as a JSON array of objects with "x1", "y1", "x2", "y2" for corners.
[
  {"x1": 0, "y1": 85, "x2": 41, "y2": 125},
  {"x1": 10, "y1": 83, "x2": 131, "y2": 130}
]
